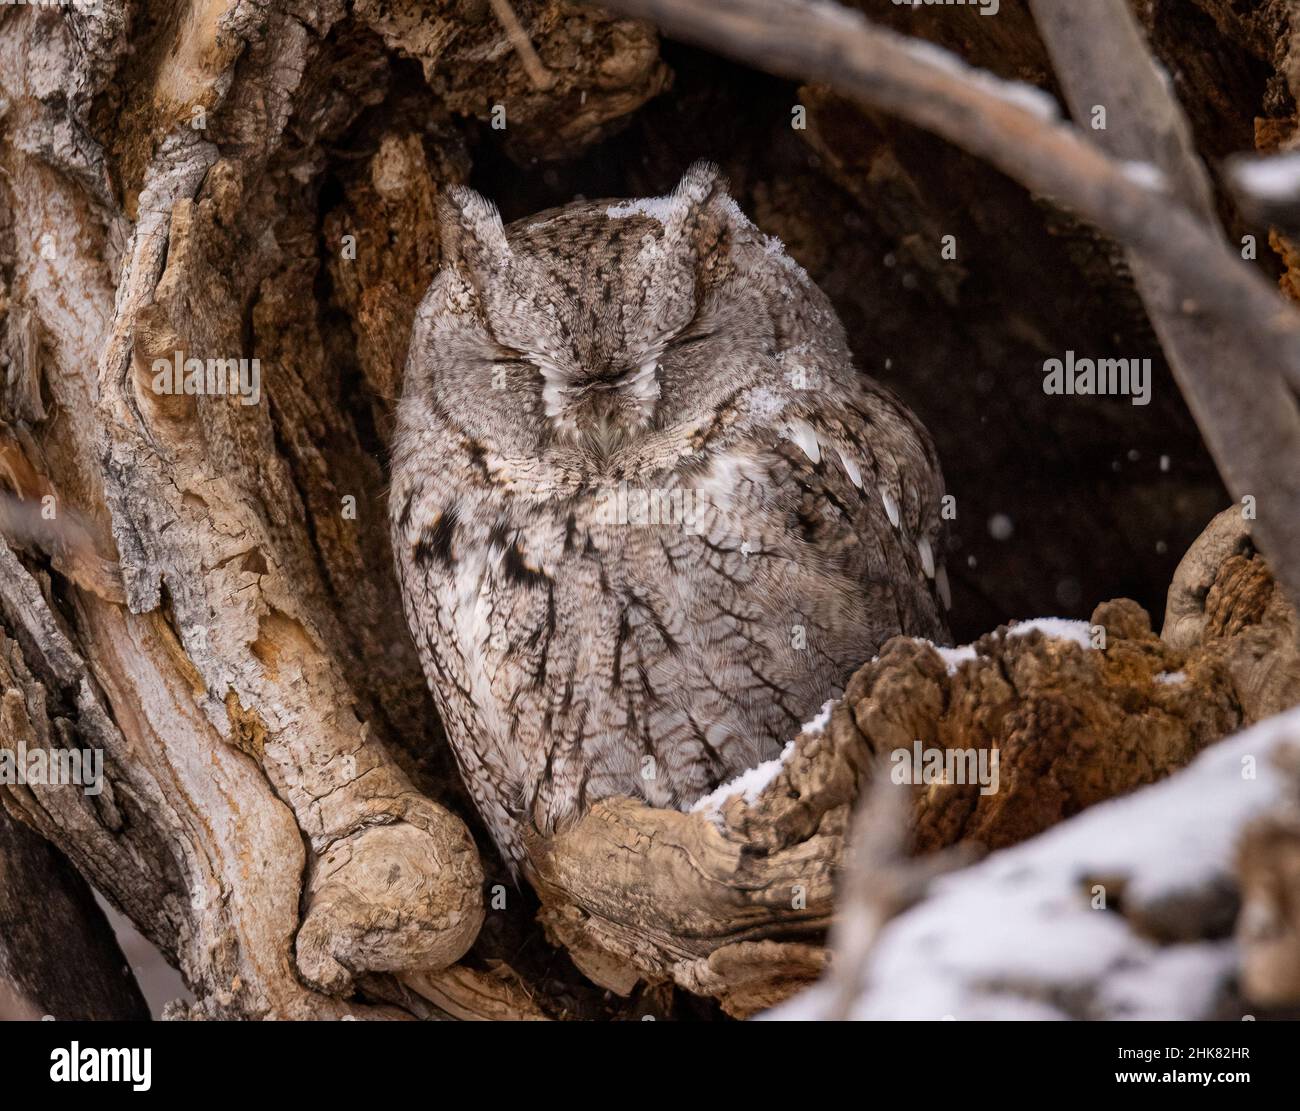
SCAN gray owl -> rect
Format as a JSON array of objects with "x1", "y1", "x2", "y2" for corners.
[{"x1": 391, "y1": 162, "x2": 950, "y2": 873}]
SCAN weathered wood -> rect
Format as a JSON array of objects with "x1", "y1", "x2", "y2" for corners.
[
  {"x1": 791, "y1": 703, "x2": 1300, "y2": 1021},
  {"x1": 527, "y1": 508, "x2": 1300, "y2": 1016},
  {"x1": 0, "y1": 806, "x2": 148, "y2": 1021}
]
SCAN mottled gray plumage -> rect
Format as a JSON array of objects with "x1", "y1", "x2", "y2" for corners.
[{"x1": 391, "y1": 163, "x2": 949, "y2": 871}]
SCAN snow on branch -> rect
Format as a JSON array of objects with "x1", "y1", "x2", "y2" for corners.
[{"x1": 774, "y1": 703, "x2": 1300, "y2": 1020}]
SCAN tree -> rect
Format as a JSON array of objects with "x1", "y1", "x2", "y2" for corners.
[{"x1": 1, "y1": 0, "x2": 1297, "y2": 1020}]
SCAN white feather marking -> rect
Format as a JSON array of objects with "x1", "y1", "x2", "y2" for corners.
[
  {"x1": 936, "y1": 563, "x2": 952, "y2": 609},
  {"x1": 541, "y1": 380, "x2": 568, "y2": 417},
  {"x1": 533, "y1": 352, "x2": 579, "y2": 431},
  {"x1": 785, "y1": 419, "x2": 821, "y2": 464},
  {"x1": 837, "y1": 449, "x2": 863, "y2": 489},
  {"x1": 918, "y1": 536, "x2": 936, "y2": 579},
  {"x1": 626, "y1": 360, "x2": 661, "y2": 404},
  {"x1": 880, "y1": 486, "x2": 901, "y2": 529},
  {"x1": 693, "y1": 450, "x2": 753, "y2": 514},
  {"x1": 745, "y1": 387, "x2": 788, "y2": 420}
]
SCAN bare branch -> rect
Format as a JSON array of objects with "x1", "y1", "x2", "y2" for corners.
[
  {"x1": 824, "y1": 768, "x2": 975, "y2": 1021},
  {"x1": 0, "y1": 807, "x2": 148, "y2": 1020},
  {"x1": 489, "y1": 0, "x2": 558, "y2": 92},
  {"x1": 594, "y1": 0, "x2": 1300, "y2": 612},
  {"x1": 1028, "y1": 0, "x2": 1300, "y2": 615}
]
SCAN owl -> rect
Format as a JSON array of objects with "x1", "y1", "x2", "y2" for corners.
[{"x1": 391, "y1": 162, "x2": 950, "y2": 873}]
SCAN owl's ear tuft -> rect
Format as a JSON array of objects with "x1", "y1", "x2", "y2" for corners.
[
  {"x1": 672, "y1": 160, "x2": 730, "y2": 208},
  {"x1": 665, "y1": 160, "x2": 748, "y2": 276},
  {"x1": 437, "y1": 185, "x2": 510, "y2": 277}
]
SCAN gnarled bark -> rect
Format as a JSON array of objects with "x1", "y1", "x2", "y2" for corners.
[{"x1": 528, "y1": 507, "x2": 1299, "y2": 1016}]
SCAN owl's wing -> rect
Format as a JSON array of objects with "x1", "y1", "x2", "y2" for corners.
[
  {"x1": 735, "y1": 379, "x2": 952, "y2": 647},
  {"x1": 391, "y1": 443, "x2": 537, "y2": 874}
]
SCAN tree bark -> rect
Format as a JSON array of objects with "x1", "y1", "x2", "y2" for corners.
[
  {"x1": 0, "y1": 805, "x2": 148, "y2": 1021},
  {"x1": 1, "y1": 0, "x2": 1298, "y2": 1020}
]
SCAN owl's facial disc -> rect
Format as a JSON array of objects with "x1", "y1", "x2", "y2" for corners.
[{"x1": 434, "y1": 162, "x2": 748, "y2": 462}]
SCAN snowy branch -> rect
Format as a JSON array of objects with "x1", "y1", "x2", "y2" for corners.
[{"x1": 776, "y1": 704, "x2": 1300, "y2": 1020}]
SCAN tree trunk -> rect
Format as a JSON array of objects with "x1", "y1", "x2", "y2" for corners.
[
  {"x1": 0, "y1": 805, "x2": 148, "y2": 1020},
  {"x1": 1, "y1": 0, "x2": 1298, "y2": 1020}
]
